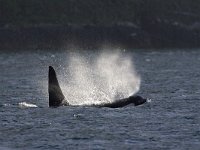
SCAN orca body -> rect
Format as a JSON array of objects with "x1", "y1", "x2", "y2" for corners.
[
  {"x1": 49, "y1": 66, "x2": 69, "y2": 107},
  {"x1": 48, "y1": 66, "x2": 146, "y2": 108}
]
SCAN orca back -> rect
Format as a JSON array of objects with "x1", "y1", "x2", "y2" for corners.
[
  {"x1": 48, "y1": 66, "x2": 68, "y2": 107},
  {"x1": 129, "y1": 95, "x2": 146, "y2": 106},
  {"x1": 48, "y1": 66, "x2": 146, "y2": 108}
]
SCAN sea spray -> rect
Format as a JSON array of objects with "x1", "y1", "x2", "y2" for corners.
[{"x1": 61, "y1": 51, "x2": 141, "y2": 105}]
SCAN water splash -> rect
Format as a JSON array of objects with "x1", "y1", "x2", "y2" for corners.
[
  {"x1": 18, "y1": 102, "x2": 38, "y2": 108},
  {"x1": 147, "y1": 98, "x2": 152, "y2": 103},
  {"x1": 61, "y1": 51, "x2": 141, "y2": 105}
]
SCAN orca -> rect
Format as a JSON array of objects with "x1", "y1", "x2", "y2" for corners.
[{"x1": 48, "y1": 66, "x2": 147, "y2": 108}]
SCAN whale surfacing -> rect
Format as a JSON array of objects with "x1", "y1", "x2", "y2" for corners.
[
  {"x1": 48, "y1": 66, "x2": 146, "y2": 108},
  {"x1": 49, "y1": 66, "x2": 69, "y2": 107}
]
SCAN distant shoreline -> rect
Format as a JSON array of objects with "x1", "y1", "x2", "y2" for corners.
[{"x1": 0, "y1": 24, "x2": 200, "y2": 51}]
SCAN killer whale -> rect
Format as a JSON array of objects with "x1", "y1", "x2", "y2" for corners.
[
  {"x1": 48, "y1": 66, "x2": 146, "y2": 108},
  {"x1": 49, "y1": 66, "x2": 69, "y2": 107}
]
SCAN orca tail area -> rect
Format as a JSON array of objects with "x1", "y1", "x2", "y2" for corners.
[{"x1": 48, "y1": 66, "x2": 68, "y2": 107}]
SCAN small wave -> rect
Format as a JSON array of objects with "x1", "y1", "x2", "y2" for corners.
[
  {"x1": 0, "y1": 146, "x2": 16, "y2": 150},
  {"x1": 147, "y1": 98, "x2": 152, "y2": 103},
  {"x1": 2, "y1": 103, "x2": 11, "y2": 107},
  {"x1": 18, "y1": 102, "x2": 38, "y2": 108},
  {"x1": 0, "y1": 103, "x2": 15, "y2": 108}
]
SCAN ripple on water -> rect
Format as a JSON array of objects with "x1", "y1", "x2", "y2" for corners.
[{"x1": 0, "y1": 50, "x2": 200, "y2": 149}]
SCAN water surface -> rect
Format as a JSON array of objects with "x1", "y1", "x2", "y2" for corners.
[{"x1": 0, "y1": 49, "x2": 200, "y2": 150}]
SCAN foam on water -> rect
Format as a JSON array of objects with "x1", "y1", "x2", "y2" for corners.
[
  {"x1": 61, "y1": 51, "x2": 141, "y2": 105},
  {"x1": 18, "y1": 102, "x2": 38, "y2": 108},
  {"x1": 147, "y1": 98, "x2": 152, "y2": 103}
]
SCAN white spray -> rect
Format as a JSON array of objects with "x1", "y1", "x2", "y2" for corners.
[{"x1": 61, "y1": 51, "x2": 141, "y2": 105}]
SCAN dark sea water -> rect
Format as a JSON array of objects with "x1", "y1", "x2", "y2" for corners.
[{"x1": 0, "y1": 49, "x2": 200, "y2": 150}]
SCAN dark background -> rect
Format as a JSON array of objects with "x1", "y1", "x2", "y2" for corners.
[{"x1": 1, "y1": 0, "x2": 200, "y2": 50}]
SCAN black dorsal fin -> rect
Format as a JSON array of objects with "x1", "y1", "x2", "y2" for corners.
[{"x1": 48, "y1": 66, "x2": 68, "y2": 107}]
